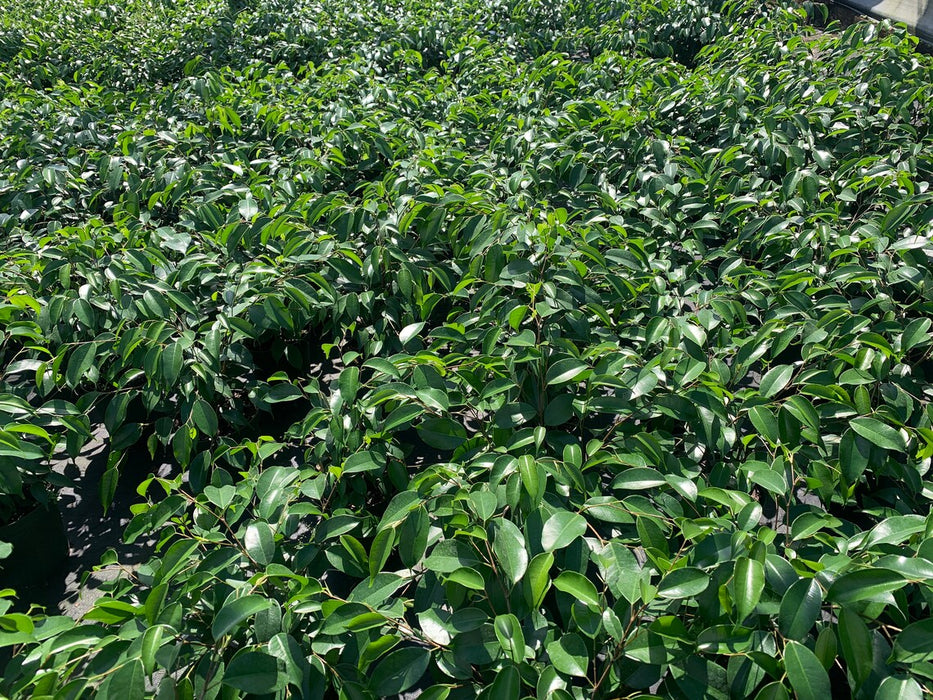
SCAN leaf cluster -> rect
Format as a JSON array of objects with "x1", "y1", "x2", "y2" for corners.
[{"x1": 1, "y1": 0, "x2": 933, "y2": 698}]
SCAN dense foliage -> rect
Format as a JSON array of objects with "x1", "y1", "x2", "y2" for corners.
[{"x1": 2, "y1": 0, "x2": 933, "y2": 697}]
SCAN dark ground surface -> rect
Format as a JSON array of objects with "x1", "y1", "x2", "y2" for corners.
[{"x1": 14, "y1": 429, "x2": 167, "y2": 618}]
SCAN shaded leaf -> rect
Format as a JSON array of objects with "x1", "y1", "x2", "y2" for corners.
[
  {"x1": 371, "y1": 647, "x2": 430, "y2": 696},
  {"x1": 223, "y1": 651, "x2": 282, "y2": 694}
]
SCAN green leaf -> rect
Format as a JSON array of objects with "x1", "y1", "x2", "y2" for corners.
[
  {"x1": 213, "y1": 595, "x2": 273, "y2": 639},
  {"x1": 733, "y1": 558, "x2": 764, "y2": 621},
  {"x1": 469, "y1": 489, "x2": 497, "y2": 521},
  {"x1": 263, "y1": 383, "x2": 303, "y2": 403},
  {"x1": 813, "y1": 149, "x2": 833, "y2": 169},
  {"x1": 416, "y1": 417, "x2": 467, "y2": 450},
  {"x1": 544, "y1": 394, "x2": 574, "y2": 426},
  {"x1": 251, "y1": 601, "x2": 285, "y2": 642},
  {"x1": 384, "y1": 404, "x2": 425, "y2": 431},
  {"x1": 489, "y1": 665, "x2": 521, "y2": 699},
  {"x1": 840, "y1": 429, "x2": 872, "y2": 482},
  {"x1": 447, "y1": 567, "x2": 486, "y2": 590},
  {"x1": 99, "y1": 464, "x2": 120, "y2": 517},
  {"x1": 399, "y1": 322, "x2": 425, "y2": 345},
  {"x1": 338, "y1": 366, "x2": 360, "y2": 403},
  {"x1": 256, "y1": 467, "x2": 298, "y2": 521},
  {"x1": 492, "y1": 518, "x2": 528, "y2": 584},
  {"x1": 748, "y1": 405, "x2": 779, "y2": 444},
  {"x1": 783, "y1": 640, "x2": 830, "y2": 700},
  {"x1": 893, "y1": 618, "x2": 933, "y2": 663},
  {"x1": 760, "y1": 364, "x2": 793, "y2": 398},
  {"x1": 658, "y1": 567, "x2": 709, "y2": 599},
  {"x1": 369, "y1": 527, "x2": 394, "y2": 579},
  {"x1": 191, "y1": 399, "x2": 218, "y2": 436},
  {"x1": 553, "y1": 571, "x2": 600, "y2": 608},
  {"x1": 161, "y1": 341, "x2": 185, "y2": 386},
  {"x1": 901, "y1": 318, "x2": 931, "y2": 353},
  {"x1": 863, "y1": 515, "x2": 927, "y2": 548},
  {"x1": 347, "y1": 612, "x2": 388, "y2": 632},
  {"x1": 696, "y1": 625, "x2": 754, "y2": 654},
  {"x1": 755, "y1": 682, "x2": 790, "y2": 700},
  {"x1": 790, "y1": 511, "x2": 839, "y2": 541},
  {"x1": 743, "y1": 461, "x2": 787, "y2": 496},
  {"x1": 783, "y1": 395, "x2": 819, "y2": 431},
  {"x1": 419, "y1": 687, "x2": 452, "y2": 700},
  {"x1": 816, "y1": 627, "x2": 837, "y2": 674},
  {"x1": 223, "y1": 651, "x2": 282, "y2": 694},
  {"x1": 371, "y1": 647, "x2": 430, "y2": 696},
  {"x1": 321, "y1": 602, "x2": 370, "y2": 635},
  {"x1": 612, "y1": 467, "x2": 666, "y2": 490},
  {"x1": 268, "y1": 633, "x2": 312, "y2": 691},
  {"x1": 238, "y1": 198, "x2": 259, "y2": 219},
  {"x1": 828, "y1": 569, "x2": 908, "y2": 605},
  {"x1": 139, "y1": 626, "x2": 166, "y2": 675},
  {"x1": 540, "y1": 511, "x2": 587, "y2": 552},
  {"x1": 244, "y1": 521, "x2": 275, "y2": 566},
  {"x1": 873, "y1": 555, "x2": 933, "y2": 581},
  {"x1": 494, "y1": 613, "x2": 525, "y2": 662},
  {"x1": 342, "y1": 451, "x2": 383, "y2": 474},
  {"x1": 524, "y1": 552, "x2": 553, "y2": 609},
  {"x1": 172, "y1": 427, "x2": 194, "y2": 466},
  {"x1": 838, "y1": 607, "x2": 873, "y2": 689},
  {"x1": 518, "y1": 454, "x2": 544, "y2": 502},
  {"x1": 399, "y1": 506, "x2": 429, "y2": 568},
  {"x1": 423, "y1": 539, "x2": 480, "y2": 573},
  {"x1": 205, "y1": 484, "x2": 236, "y2": 510},
  {"x1": 629, "y1": 369, "x2": 658, "y2": 399},
  {"x1": 66, "y1": 342, "x2": 97, "y2": 388},
  {"x1": 508, "y1": 305, "x2": 529, "y2": 330},
  {"x1": 594, "y1": 542, "x2": 643, "y2": 603},
  {"x1": 545, "y1": 358, "x2": 589, "y2": 385},
  {"x1": 105, "y1": 658, "x2": 145, "y2": 699},
  {"x1": 778, "y1": 578, "x2": 822, "y2": 640},
  {"x1": 348, "y1": 573, "x2": 404, "y2": 607},
  {"x1": 850, "y1": 417, "x2": 906, "y2": 452},
  {"x1": 548, "y1": 633, "x2": 589, "y2": 677},
  {"x1": 876, "y1": 676, "x2": 923, "y2": 700},
  {"x1": 416, "y1": 387, "x2": 449, "y2": 412}
]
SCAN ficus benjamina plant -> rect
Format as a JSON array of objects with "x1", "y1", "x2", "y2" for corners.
[{"x1": 1, "y1": 0, "x2": 933, "y2": 697}]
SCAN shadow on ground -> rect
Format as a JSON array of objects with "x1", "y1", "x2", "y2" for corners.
[{"x1": 15, "y1": 429, "x2": 172, "y2": 618}]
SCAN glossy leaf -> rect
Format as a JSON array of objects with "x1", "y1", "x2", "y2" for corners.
[
  {"x1": 553, "y1": 571, "x2": 600, "y2": 608},
  {"x1": 783, "y1": 640, "x2": 831, "y2": 700},
  {"x1": 548, "y1": 634, "x2": 589, "y2": 677},
  {"x1": 658, "y1": 568, "x2": 710, "y2": 599},
  {"x1": 778, "y1": 578, "x2": 822, "y2": 640},
  {"x1": 494, "y1": 614, "x2": 525, "y2": 662},
  {"x1": 850, "y1": 417, "x2": 907, "y2": 452},
  {"x1": 733, "y1": 558, "x2": 764, "y2": 621},
  {"x1": 540, "y1": 511, "x2": 587, "y2": 552},
  {"x1": 760, "y1": 365, "x2": 793, "y2": 398},
  {"x1": 493, "y1": 518, "x2": 529, "y2": 584}
]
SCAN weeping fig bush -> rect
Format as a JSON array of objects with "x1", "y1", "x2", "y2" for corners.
[{"x1": 1, "y1": 0, "x2": 933, "y2": 697}]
